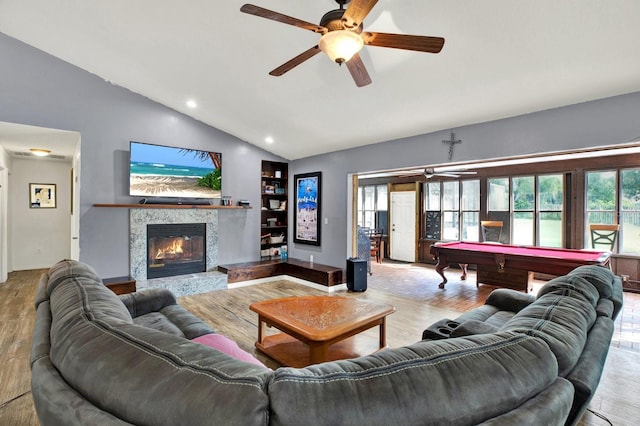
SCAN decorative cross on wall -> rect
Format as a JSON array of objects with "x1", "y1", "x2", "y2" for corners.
[{"x1": 442, "y1": 131, "x2": 462, "y2": 161}]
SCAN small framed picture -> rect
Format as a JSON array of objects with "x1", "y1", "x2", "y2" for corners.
[
  {"x1": 30, "y1": 183, "x2": 57, "y2": 208},
  {"x1": 275, "y1": 170, "x2": 282, "y2": 178}
]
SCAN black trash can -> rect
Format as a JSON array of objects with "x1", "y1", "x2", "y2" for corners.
[{"x1": 346, "y1": 258, "x2": 367, "y2": 292}]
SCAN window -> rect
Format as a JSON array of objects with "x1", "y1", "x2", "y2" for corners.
[
  {"x1": 461, "y1": 180, "x2": 480, "y2": 241},
  {"x1": 488, "y1": 174, "x2": 564, "y2": 247},
  {"x1": 357, "y1": 184, "x2": 388, "y2": 233},
  {"x1": 425, "y1": 179, "x2": 480, "y2": 241},
  {"x1": 512, "y1": 176, "x2": 535, "y2": 245},
  {"x1": 586, "y1": 168, "x2": 640, "y2": 253},
  {"x1": 442, "y1": 181, "x2": 459, "y2": 240},
  {"x1": 538, "y1": 174, "x2": 563, "y2": 247},
  {"x1": 620, "y1": 168, "x2": 640, "y2": 253},
  {"x1": 424, "y1": 182, "x2": 441, "y2": 240}
]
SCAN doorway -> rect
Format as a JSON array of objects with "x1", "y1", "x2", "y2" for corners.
[{"x1": 390, "y1": 191, "x2": 416, "y2": 262}]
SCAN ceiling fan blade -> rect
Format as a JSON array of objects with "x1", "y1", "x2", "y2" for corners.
[
  {"x1": 345, "y1": 53, "x2": 372, "y2": 87},
  {"x1": 342, "y1": 0, "x2": 378, "y2": 29},
  {"x1": 269, "y1": 46, "x2": 321, "y2": 76},
  {"x1": 240, "y1": 4, "x2": 326, "y2": 34},
  {"x1": 362, "y1": 32, "x2": 445, "y2": 53},
  {"x1": 435, "y1": 173, "x2": 461, "y2": 178}
]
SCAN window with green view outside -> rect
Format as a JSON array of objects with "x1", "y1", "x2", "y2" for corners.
[
  {"x1": 586, "y1": 168, "x2": 640, "y2": 253},
  {"x1": 487, "y1": 174, "x2": 563, "y2": 247}
]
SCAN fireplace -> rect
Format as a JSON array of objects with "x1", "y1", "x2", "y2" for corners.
[{"x1": 147, "y1": 223, "x2": 206, "y2": 279}]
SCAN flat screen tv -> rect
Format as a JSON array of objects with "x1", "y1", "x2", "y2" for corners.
[{"x1": 129, "y1": 141, "x2": 222, "y2": 200}]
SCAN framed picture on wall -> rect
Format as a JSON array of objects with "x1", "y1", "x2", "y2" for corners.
[
  {"x1": 29, "y1": 183, "x2": 57, "y2": 208},
  {"x1": 294, "y1": 171, "x2": 321, "y2": 246}
]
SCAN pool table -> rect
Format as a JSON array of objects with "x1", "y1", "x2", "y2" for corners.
[{"x1": 430, "y1": 241, "x2": 611, "y2": 289}]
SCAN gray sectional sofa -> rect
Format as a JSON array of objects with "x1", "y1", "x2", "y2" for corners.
[
  {"x1": 31, "y1": 259, "x2": 622, "y2": 425},
  {"x1": 423, "y1": 264, "x2": 623, "y2": 425}
]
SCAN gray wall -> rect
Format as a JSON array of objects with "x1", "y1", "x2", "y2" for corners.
[
  {"x1": 0, "y1": 33, "x2": 285, "y2": 277},
  {"x1": 288, "y1": 93, "x2": 640, "y2": 267},
  {"x1": 2, "y1": 31, "x2": 640, "y2": 274},
  {"x1": 9, "y1": 158, "x2": 71, "y2": 270}
]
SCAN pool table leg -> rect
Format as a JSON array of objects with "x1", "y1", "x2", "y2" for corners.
[
  {"x1": 459, "y1": 263, "x2": 468, "y2": 280},
  {"x1": 435, "y1": 261, "x2": 449, "y2": 289}
]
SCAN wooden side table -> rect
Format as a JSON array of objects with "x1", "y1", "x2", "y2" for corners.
[{"x1": 103, "y1": 276, "x2": 136, "y2": 295}]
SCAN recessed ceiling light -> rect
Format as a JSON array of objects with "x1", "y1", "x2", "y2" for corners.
[
  {"x1": 186, "y1": 99, "x2": 197, "y2": 108},
  {"x1": 30, "y1": 148, "x2": 51, "y2": 157},
  {"x1": 265, "y1": 136, "x2": 274, "y2": 144}
]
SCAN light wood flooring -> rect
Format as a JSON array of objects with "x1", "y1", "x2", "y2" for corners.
[{"x1": 1, "y1": 262, "x2": 639, "y2": 425}]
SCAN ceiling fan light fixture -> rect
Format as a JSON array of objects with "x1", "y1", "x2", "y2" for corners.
[
  {"x1": 318, "y1": 30, "x2": 363, "y2": 64},
  {"x1": 30, "y1": 148, "x2": 51, "y2": 157}
]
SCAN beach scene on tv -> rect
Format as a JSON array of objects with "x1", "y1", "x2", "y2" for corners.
[{"x1": 129, "y1": 141, "x2": 222, "y2": 199}]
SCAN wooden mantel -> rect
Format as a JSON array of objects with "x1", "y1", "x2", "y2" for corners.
[{"x1": 94, "y1": 203, "x2": 251, "y2": 210}]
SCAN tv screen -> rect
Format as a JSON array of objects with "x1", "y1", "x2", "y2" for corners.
[{"x1": 129, "y1": 141, "x2": 222, "y2": 199}]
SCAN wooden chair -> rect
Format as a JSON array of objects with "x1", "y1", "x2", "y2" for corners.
[
  {"x1": 481, "y1": 221, "x2": 503, "y2": 242},
  {"x1": 590, "y1": 224, "x2": 619, "y2": 251},
  {"x1": 370, "y1": 230, "x2": 383, "y2": 264},
  {"x1": 459, "y1": 221, "x2": 504, "y2": 281}
]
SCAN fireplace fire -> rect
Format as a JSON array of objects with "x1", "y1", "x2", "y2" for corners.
[{"x1": 147, "y1": 223, "x2": 206, "y2": 279}]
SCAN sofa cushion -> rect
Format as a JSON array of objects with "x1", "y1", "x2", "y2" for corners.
[
  {"x1": 455, "y1": 305, "x2": 518, "y2": 329},
  {"x1": 53, "y1": 321, "x2": 271, "y2": 426},
  {"x1": 192, "y1": 334, "x2": 267, "y2": 368},
  {"x1": 133, "y1": 312, "x2": 186, "y2": 337},
  {"x1": 595, "y1": 298, "x2": 615, "y2": 318},
  {"x1": 47, "y1": 259, "x2": 103, "y2": 297},
  {"x1": 269, "y1": 332, "x2": 559, "y2": 426},
  {"x1": 50, "y1": 275, "x2": 133, "y2": 328},
  {"x1": 567, "y1": 265, "x2": 615, "y2": 298},
  {"x1": 564, "y1": 316, "x2": 615, "y2": 422},
  {"x1": 484, "y1": 288, "x2": 536, "y2": 312},
  {"x1": 501, "y1": 292, "x2": 596, "y2": 377},
  {"x1": 450, "y1": 319, "x2": 500, "y2": 337},
  {"x1": 537, "y1": 275, "x2": 600, "y2": 308}
]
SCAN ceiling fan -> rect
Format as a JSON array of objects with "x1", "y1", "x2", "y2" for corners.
[
  {"x1": 423, "y1": 168, "x2": 477, "y2": 179},
  {"x1": 240, "y1": 0, "x2": 445, "y2": 87}
]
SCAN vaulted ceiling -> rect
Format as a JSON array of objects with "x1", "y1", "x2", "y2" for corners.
[{"x1": 1, "y1": 0, "x2": 639, "y2": 160}]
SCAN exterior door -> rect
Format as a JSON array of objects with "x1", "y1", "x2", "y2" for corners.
[{"x1": 390, "y1": 191, "x2": 416, "y2": 262}]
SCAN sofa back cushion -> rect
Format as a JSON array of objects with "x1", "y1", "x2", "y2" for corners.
[
  {"x1": 501, "y1": 292, "x2": 596, "y2": 377},
  {"x1": 536, "y1": 275, "x2": 600, "y2": 307},
  {"x1": 46, "y1": 260, "x2": 133, "y2": 327},
  {"x1": 47, "y1": 259, "x2": 103, "y2": 296},
  {"x1": 567, "y1": 265, "x2": 615, "y2": 298},
  {"x1": 269, "y1": 332, "x2": 560, "y2": 426}
]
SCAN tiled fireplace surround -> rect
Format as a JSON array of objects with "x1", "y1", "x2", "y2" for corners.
[{"x1": 129, "y1": 209, "x2": 227, "y2": 296}]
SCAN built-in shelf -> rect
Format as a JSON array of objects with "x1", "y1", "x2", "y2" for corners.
[
  {"x1": 94, "y1": 203, "x2": 251, "y2": 209},
  {"x1": 261, "y1": 160, "x2": 288, "y2": 259}
]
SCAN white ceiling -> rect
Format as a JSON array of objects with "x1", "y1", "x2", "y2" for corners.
[
  {"x1": 0, "y1": 121, "x2": 78, "y2": 160},
  {"x1": 1, "y1": 0, "x2": 639, "y2": 160}
]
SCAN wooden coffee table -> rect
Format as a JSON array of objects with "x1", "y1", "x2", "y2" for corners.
[{"x1": 250, "y1": 295, "x2": 395, "y2": 367}]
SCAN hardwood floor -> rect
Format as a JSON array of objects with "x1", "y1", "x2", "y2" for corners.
[
  {"x1": 0, "y1": 269, "x2": 41, "y2": 426},
  {"x1": 1, "y1": 262, "x2": 639, "y2": 425}
]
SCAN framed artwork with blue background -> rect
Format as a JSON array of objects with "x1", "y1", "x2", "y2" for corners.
[{"x1": 294, "y1": 171, "x2": 321, "y2": 246}]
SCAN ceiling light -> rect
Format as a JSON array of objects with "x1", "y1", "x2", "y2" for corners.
[
  {"x1": 186, "y1": 99, "x2": 197, "y2": 108},
  {"x1": 318, "y1": 30, "x2": 364, "y2": 64},
  {"x1": 265, "y1": 136, "x2": 274, "y2": 144},
  {"x1": 30, "y1": 148, "x2": 51, "y2": 157}
]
